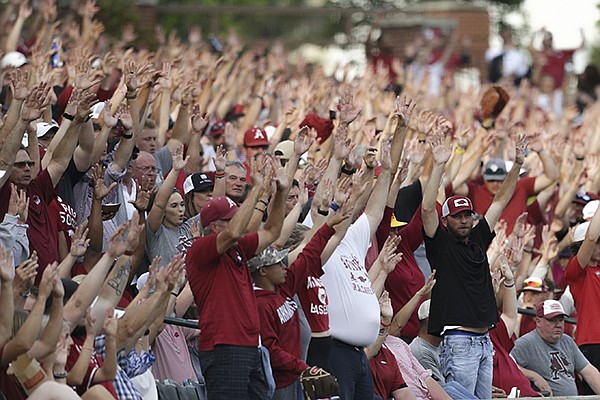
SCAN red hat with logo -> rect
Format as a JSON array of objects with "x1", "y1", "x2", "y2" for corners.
[
  {"x1": 208, "y1": 120, "x2": 226, "y2": 137},
  {"x1": 441, "y1": 195, "x2": 474, "y2": 217},
  {"x1": 243, "y1": 127, "x2": 270, "y2": 147},
  {"x1": 200, "y1": 196, "x2": 239, "y2": 227}
]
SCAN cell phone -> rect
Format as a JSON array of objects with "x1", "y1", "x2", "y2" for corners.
[
  {"x1": 50, "y1": 37, "x2": 61, "y2": 68},
  {"x1": 329, "y1": 110, "x2": 337, "y2": 120}
]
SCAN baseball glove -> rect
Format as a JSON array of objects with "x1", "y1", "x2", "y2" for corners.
[
  {"x1": 480, "y1": 85, "x2": 510, "y2": 125},
  {"x1": 300, "y1": 366, "x2": 339, "y2": 400}
]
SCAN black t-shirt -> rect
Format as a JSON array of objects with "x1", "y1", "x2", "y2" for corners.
[
  {"x1": 424, "y1": 219, "x2": 498, "y2": 336},
  {"x1": 394, "y1": 180, "x2": 422, "y2": 224}
]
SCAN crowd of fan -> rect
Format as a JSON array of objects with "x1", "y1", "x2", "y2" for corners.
[{"x1": 2, "y1": 0, "x2": 600, "y2": 399}]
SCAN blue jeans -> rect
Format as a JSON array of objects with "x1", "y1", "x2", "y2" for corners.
[
  {"x1": 443, "y1": 381, "x2": 478, "y2": 399},
  {"x1": 440, "y1": 332, "x2": 493, "y2": 399},
  {"x1": 329, "y1": 339, "x2": 374, "y2": 400}
]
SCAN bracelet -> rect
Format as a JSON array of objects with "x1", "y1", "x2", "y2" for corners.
[
  {"x1": 380, "y1": 320, "x2": 392, "y2": 327},
  {"x1": 215, "y1": 171, "x2": 225, "y2": 178},
  {"x1": 62, "y1": 112, "x2": 75, "y2": 121},
  {"x1": 254, "y1": 207, "x2": 265, "y2": 213},
  {"x1": 20, "y1": 290, "x2": 31, "y2": 298},
  {"x1": 523, "y1": 248, "x2": 533, "y2": 254},
  {"x1": 121, "y1": 131, "x2": 133, "y2": 140},
  {"x1": 170, "y1": 292, "x2": 178, "y2": 297},
  {"x1": 330, "y1": 202, "x2": 340, "y2": 212},
  {"x1": 454, "y1": 148, "x2": 465, "y2": 155},
  {"x1": 53, "y1": 371, "x2": 67, "y2": 379},
  {"x1": 503, "y1": 281, "x2": 515, "y2": 288},
  {"x1": 418, "y1": 139, "x2": 426, "y2": 143},
  {"x1": 125, "y1": 92, "x2": 138, "y2": 100},
  {"x1": 124, "y1": 250, "x2": 134, "y2": 256},
  {"x1": 317, "y1": 208, "x2": 329, "y2": 216},
  {"x1": 576, "y1": 156, "x2": 585, "y2": 161},
  {"x1": 341, "y1": 165, "x2": 356, "y2": 175},
  {"x1": 259, "y1": 199, "x2": 269, "y2": 207}
]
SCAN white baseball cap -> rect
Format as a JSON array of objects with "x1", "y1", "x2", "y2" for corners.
[
  {"x1": 0, "y1": 51, "x2": 27, "y2": 68},
  {"x1": 417, "y1": 299, "x2": 431, "y2": 320},
  {"x1": 583, "y1": 200, "x2": 599, "y2": 221},
  {"x1": 573, "y1": 221, "x2": 590, "y2": 243}
]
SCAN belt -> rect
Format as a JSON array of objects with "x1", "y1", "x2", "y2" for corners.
[
  {"x1": 332, "y1": 338, "x2": 363, "y2": 351},
  {"x1": 444, "y1": 329, "x2": 488, "y2": 337}
]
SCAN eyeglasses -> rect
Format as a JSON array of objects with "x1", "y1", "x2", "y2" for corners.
[{"x1": 13, "y1": 161, "x2": 35, "y2": 168}]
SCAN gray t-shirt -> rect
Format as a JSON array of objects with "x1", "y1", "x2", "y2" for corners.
[
  {"x1": 409, "y1": 336, "x2": 443, "y2": 383},
  {"x1": 510, "y1": 330, "x2": 589, "y2": 396},
  {"x1": 146, "y1": 221, "x2": 193, "y2": 269}
]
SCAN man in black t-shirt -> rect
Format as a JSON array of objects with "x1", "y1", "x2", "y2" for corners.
[{"x1": 421, "y1": 121, "x2": 527, "y2": 399}]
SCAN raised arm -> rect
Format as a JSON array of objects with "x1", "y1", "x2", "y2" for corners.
[
  {"x1": 147, "y1": 144, "x2": 188, "y2": 233},
  {"x1": 0, "y1": 246, "x2": 14, "y2": 346},
  {"x1": 528, "y1": 132, "x2": 559, "y2": 193},
  {"x1": 256, "y1": 157, "x2": 292, "y2": 253},
  {"x1": 422, "y1": 122, "x2": 452, "y2": 238},
  {"x1": 577, "y1": 198, "x2": 600, "y2": 268},
  {"x1": 498, "y1": 253, "x2": 518, "y2": 337},
  {"x1": 29, "y1": 273, "x2": 64, "y2": 359},
  {"x1": 484, "y1": 134, "x2": 527, "y2": 231},
  {"x1": 215, "y1": 157, "x2": 269, "y2": 255},
  {"x1": 389, "y1": 272, "x2": 436, "y2": 337},
  {"x1": 365, "y1": 291, "x2": 394, "y2": 359}
]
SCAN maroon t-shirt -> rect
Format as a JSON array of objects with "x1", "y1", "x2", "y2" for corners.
[
  {"x1": 186, "y1": 232, "x2": 260, "y2": 351},
  {"x1": 0, "y1": 345, "x2": 27, "y2": 400},
  {"x1": 384, "y1": 206, "x2": 426, "y2": 339},
  {"x1": 369, "y1": 344, "x2": 407, "y2": 399},
  {"x1": 0, "y1": 170, "x2": 59, "y2": 282},
  {"x1": 491, "y1": 318, "x2": 540, "y2": 397},
  {"x1": 467, "y1": 177, "x2": 536, "y2": 235},
  {"x1": 66, "y1": 335, "x2": 118, "y2": 398}
]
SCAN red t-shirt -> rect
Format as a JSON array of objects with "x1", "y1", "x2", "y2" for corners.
[
  {"x1": 467, "y1": 177, "x2": 536, "y2": 234},
  {"x1": 186, "y1": 232, "x2": 260, "y2": 351},
  {"x1": 0, "y1": 170, "x2": 59, "y2": 283},
  {"x1": 296, "y1": 225, "x2": 337, "y2": 334},
  {"x1": 0, "y1": 345, "x2": 27, "y2": 400},
  {"x1": 66, "y1": 335, "x2": 118, "y2": 398},
  {"x1": 369, "y1": 344, "x2": 407, "y2": 399},
  {"x1": 540, "y1": 49, "x2": 576, "y2": 89},
  {"x1": 564, "y1": 257, "x2": 600, "y2": 345},
  {"x1": 490, "y1": 318, "x2": 540, "y2": 397},
  {"x1": 384, "y1": 206, "x2": 426, "y2": 339}
]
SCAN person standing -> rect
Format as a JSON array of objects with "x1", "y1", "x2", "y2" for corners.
[{"x1": 421, "y1": 120, "x2": 527, "y2": 398}]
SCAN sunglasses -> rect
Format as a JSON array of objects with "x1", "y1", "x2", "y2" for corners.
[{"x1": 14, "y1": 161, "x2": 35, "y2": 168}]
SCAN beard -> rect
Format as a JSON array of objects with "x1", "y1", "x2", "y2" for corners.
[{"x1": 446, "y1": 222, "x2": 472, "y2": 240}]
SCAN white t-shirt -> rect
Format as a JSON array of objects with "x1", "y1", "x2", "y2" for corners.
[{"x1": 321, "y1": 214, "x2": 380, "y2": 347}]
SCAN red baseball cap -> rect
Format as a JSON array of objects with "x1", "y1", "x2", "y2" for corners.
[
  {"x1": 200, "y1": 196, "x2": 239, "y2": 227},
  {"x1": 209, "y1": 120, "x2": 226, "y2": 137},
  {"x1": 243, "y1": 127, "x2": 270, "y2": 147},
  {"x1": 300, "y1": 114, "x2": 334, "y2": 143},
  {"x1": 441, "y1": 195, "x2": 474, "y2": 217},
  {"x1": 536, "y1": 300, "x2": 568, "y2": 319}
]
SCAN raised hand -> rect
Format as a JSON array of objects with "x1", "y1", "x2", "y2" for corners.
[
  {"x1": 417, "y1": 270, "x2": 436, "y2": 296},
  {"x1": 294, "y1": 126, "x2": 315, "y2": 156},
  {"x1": 158, "y1": 62, "x2": 172, "y2": 90},
  {"x1": 124, "y1": 211, "x2": 144, "y2": 253},
  {"x1": 115, "y1": 103, "x2": 133, "y2": 130},
  {"x1": 333, "y1": 177, "x2": 352, "y2": 206},
  {"x1": 515, "y1": 133, "x2": 528, "y2": 165},
  {"x1": 75, "y1": 90, "x2": 98, "y2": 121},
  {"x1": 191, "y1": 104, "x2": 208, "y2": 133},
  {"x1": 327, "y1": 197, "x2": 353, "y2": 228},
  {"x1": 428, "y1": 126, "x2": 451, "y2": 165},
  {"x1": 8, "y1": 69, "x2": 30, "y2": 101},
  {"x1": 106, "y1": 224, "x2": 128, "y2": 258},
  {"x1": 39, "y1": 262, "x2": 59, "y2": 299},
  {"x1": 271, "y1": 156, "x2": 290, "y2": 191},
  {"x1": 91, "y1": 164, "x2": 117, "y2": 200},
  {"x1": 0, "y1": 245, "x2": 14, "y2": 283},
  {"x1": 333, "y1": 125, "x2": 353, "y2": 161},
  {"x1": 172, "y1": 144, "x2": 190, "y2": 171},
  {"x1": 363, "y1": 146, "x2": 378, "y2": 169},
  {"x1": 52, "y1": 270, "x2": 64, "y2": 299},
  {"x1": 70, "y1": 221, "x2": 90, "y2": 258},
  {"x1": 337, "y1": 90, "x2": 361, "y2": 126},
  {"x1": 379, "y1": 290, "x2": 394, "y2": 321},
  {"x1": 129, "y1": 182, "x2": 151, "y2": 213},
  {"x1": 8, "y1": 183, "x2": 29, "y2": 224},
  {"x1": 13, "y1": 254, "x2": 37, "y2": 294},
  {"x1": 21, "y1": 82, "x2": 51, "y2": 121},
  {"x1": 394, "y1": 94, "x2": 417, "y2": 128},
  {"x1": 102, "y1": 101, "x2": 118, "y2": 128},
  {"x1": 379, "y1": 234, "x2": 403, "y2": 274},
  {"x1": 103, "y1": 308, "x2": 118, "y2": 338}
]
